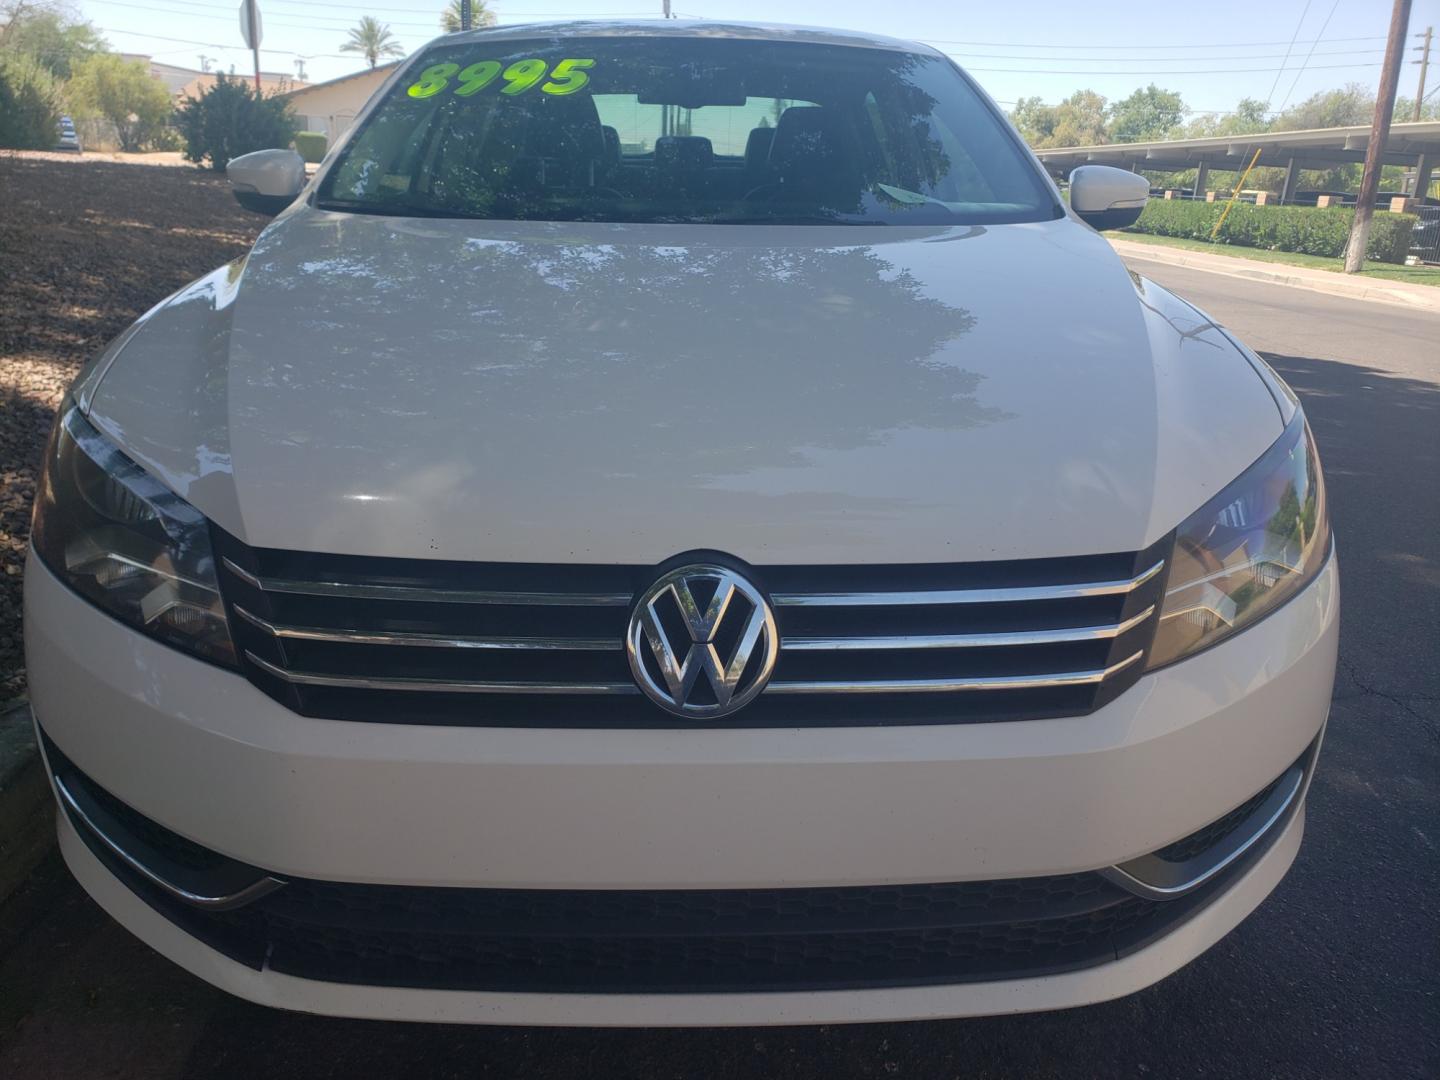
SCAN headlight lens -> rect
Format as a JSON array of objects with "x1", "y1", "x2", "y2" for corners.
[
  {"x1": 31, "y1": 402, "x2": 237, "y2": 667},
  {"x1": 1148, "y1": 410, "x2": 1330, "y2": 670}
]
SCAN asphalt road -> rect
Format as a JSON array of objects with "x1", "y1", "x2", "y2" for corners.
[{"x1": 1, "y1": 262, "x2": 1436, "y2": 1080}]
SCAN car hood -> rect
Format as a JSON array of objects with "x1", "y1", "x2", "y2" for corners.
[{"x1": 84, "y1": 209, "x2": 1283, "y2": 565}]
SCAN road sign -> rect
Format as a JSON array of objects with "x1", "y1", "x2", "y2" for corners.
[{"x1": 239, "y1": 0, "x2": 262, "y2": 50}]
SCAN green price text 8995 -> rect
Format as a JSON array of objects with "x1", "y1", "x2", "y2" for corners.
[{"x1": 407, "y1": 58, "x2": 596, "y2": 99}]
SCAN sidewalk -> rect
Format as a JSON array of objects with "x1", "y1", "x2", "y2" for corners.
[{"x1": 1108, "y1": 237, "x2": 1440, "y2": 313}]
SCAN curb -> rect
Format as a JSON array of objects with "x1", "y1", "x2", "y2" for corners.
[
  {"x1": 1108, "y1": 238, "x2": 1440, "y2": 313},
  {"x1": 0, "y1": 702, "x2": 54, "y2": 906}
]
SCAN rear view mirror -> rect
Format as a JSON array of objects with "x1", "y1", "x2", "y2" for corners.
[
  {"x1": 1069, "y1": 165, "x2": 1149, "y2": 230},
  {"x1": 227, "y1": 149, "x2": 306, "y2": 215}
]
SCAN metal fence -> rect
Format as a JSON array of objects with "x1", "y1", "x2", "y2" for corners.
[{"x1": 1411, "y1": 206, "x2": 1440, "y2": 265}]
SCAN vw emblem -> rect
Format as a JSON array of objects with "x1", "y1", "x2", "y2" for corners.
[{"x1": 627, "y1": 564, "x2": 779, "y2": 718}]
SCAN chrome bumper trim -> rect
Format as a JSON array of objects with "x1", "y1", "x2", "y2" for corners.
[
  {"x1": 52, "y1": 773, "x2": 286, "y2": 911},
  {"x1": 1102, "y1": 727, "x2": 1324, "y2": 901}
]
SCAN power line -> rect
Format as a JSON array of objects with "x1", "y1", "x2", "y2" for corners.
[
  {"x1": 938, "y1": 47, "x2": 1381, "y2": 62},
  {"x1": 89, "y1": 0, "x2": 651, "y2": 13},
  {"x1": 1263, "y1": 0, "x2": 1313, "y2": 107},
  {"x1": 95, "y1": 25, "x2": 355, "y2": 58},
  {"x1": 84, "y1": 10, "x2": 1391, "y2": 86},
  {"x1": 85, "y1": 0, "x2": 435, "y2": 30},
  {"x1": 950, "y1": 60, "x2": 1382, "y2": 75},
  {"x1": 918, "y1": 34, "x2": 1384, "y2": 49},
  {"x1": 1275, "y1": 0, "x2": 1343, "y2": 113},
  {"x1": 84, "y1": 0, "x2": 656, "y2": 31}
]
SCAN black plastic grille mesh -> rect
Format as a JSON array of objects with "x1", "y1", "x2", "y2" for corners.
[{"x1": 1153, "y1": 775, "x2": 1285, "y2": 864}]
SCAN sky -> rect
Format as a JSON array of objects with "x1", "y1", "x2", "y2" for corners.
[{"x1": 77, "y1": 0, "x2": 1440, "y2": 117}]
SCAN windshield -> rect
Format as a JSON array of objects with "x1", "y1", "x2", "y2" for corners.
[{"x1": 317, "y1": 35, "x2": 1060, "y2": 226}]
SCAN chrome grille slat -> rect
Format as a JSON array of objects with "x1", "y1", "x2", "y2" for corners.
[
  {"x1": 783, "y1": 607, "x2": 1155, "y2": 652},
  {"x1": 767, "y1": 651, "x2": 1144, "y2": 695},
  {"x1": 771, "y1": 560, "x2": 1165, "y2": 608},
  {"x1": 245, "y1": 650, "x2": 1143, "y2": 697},
  {"x1": 222, "y1": 559, "x2": 630, "y2": 607},
  {"x1": 233, "y1": 606, "x2": 619, "y2": 652},
  {"x1": 245, "y1": 652, "x2": 640, "y2": 695}
]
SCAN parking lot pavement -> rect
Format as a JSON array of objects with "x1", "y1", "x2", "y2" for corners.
[{"x1": 1, "y1": 264, "x2": 1436, "y2": 1080}]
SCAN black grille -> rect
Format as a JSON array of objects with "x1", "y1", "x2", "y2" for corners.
[
  {"x1": 51, "y1": 738, "x2": 1289, "y2": 995},
  {"x1": 1153, "y1": 774, "x2": 1286, "y2": 864},
  {"x1": 213, "y1": 527, "x2": 1169, "y2": 728}
]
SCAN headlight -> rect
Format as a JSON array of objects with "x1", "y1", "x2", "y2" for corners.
[
  {"x1": 1148, "y1": 409, "x2": 1331, "y2": 670},
  {"x1": 31, "y1": 402, "x2": 237, "y2": 667}
]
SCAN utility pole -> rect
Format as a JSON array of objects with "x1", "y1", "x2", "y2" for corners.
[
  {"x1": 461, "y1": 0, "x2": 472, "y2": 31},
  {"x1": 1415, "y1": 26, "x2": 1433, "y2": 122},
  {"x1": 1344, "y1": 0, "x2": 1412, "y2": 273},
  {"x1": 662, "y1": 0, "x2": 673, "y2": 17}
]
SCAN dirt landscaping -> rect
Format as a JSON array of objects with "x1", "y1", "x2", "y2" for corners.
[{"x1": 0, "y1": 151, "x2": 264, "y2": 705}]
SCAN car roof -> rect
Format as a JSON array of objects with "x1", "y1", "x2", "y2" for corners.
[{"x1": 438, "y1": 19, "x2": 942, "y2": 57}]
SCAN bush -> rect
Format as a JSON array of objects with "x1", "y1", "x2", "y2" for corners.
[
  {"x1": 1359, "y1": 212, "x2": 1418, "y2": 263},
  {"x1": 293, "y1": 129, "x2": 327, "y2": 163},
  {"x1": 146, "y1": 125, "x2": 186, "y2": 152},
  {"x1": 174, "y1": 73, "x2": 297, "y2": 171},
  {"x1": 0, "y1": 51, "x2": 64, "y2": 150},
  {"x1": 1125, "y1": 199, "x2": 1417, "y2": 264}
]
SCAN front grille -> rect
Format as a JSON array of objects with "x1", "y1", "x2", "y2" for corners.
[
  {"x1": 50, "y1": 732, "x2": 1291, "y2": 996},
  {"x1": 241, "y1": 887, "x2": 1164, "y2": 993},
  {"x1": 213, "y1": 528, "x2": 1169, "y2": 728}
]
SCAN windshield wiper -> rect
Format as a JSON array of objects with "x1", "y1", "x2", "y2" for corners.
[{"x1": 314, "y1": 199, "x2": 494, "y2": 220}]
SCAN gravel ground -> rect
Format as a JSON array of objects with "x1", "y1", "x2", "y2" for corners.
[{"x1": 0, "y1": 152, "x2": 262, "y2": 705}]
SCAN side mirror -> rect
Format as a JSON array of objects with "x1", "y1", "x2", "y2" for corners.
[
  {"x1": 227, "y1": 149, "x2": 306, "y2": 215},
  {"x1": 1069, "y1": 165, "x2": 1150, "y2": 230}
]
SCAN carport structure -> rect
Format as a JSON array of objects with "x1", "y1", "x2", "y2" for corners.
[{"x1": 1034, "y1": 120, "x2": 1440, "y2": 204}]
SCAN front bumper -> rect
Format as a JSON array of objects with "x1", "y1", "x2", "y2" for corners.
[{"x1": 25, "y1": 551, "x2": 1338, "y2": 1022}]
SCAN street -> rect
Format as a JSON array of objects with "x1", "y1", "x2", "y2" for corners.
[{"x1": 1, "y1": 262, "x2": 1436, "y2": 1080}]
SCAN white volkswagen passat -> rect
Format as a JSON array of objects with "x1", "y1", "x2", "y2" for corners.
[{"x1": 25, "y1": 21, "x2": 1337, "y2": 1026}]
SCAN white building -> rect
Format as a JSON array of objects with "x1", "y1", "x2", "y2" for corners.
[{"x1": 282, "y1": 63, "x2": 402, "y2": 149}]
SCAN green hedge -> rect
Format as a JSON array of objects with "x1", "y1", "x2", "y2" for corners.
[
  {"x1": 1126, "y1": 199, "x2": 1416, "y2": 264},
  {"x1": 292, "y1": 130, "x2": 327, "y2": 163}
]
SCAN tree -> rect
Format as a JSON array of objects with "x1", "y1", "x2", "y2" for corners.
[
  {"x1": 1107, "y1": 84, "x2": 1186, "y2": 143},
  {"x1": 1393, "y1": 95, "x2": 1440, "y2": 123},
  {"x1": 0, "y1": 2, "x2": 104, "y2": 79},
  {"x1": 1009, "y1": 96, "x2": 1056, "y2": 146},
  {"x1": 175, "y1": 72, "x2": 296, "y2": 170},
  {"x1": 1009, "y1": 91, "x2": 1109, "y2": 149},
  {"x1": 1184, "y1": 97, "x2": 1271, "y2": 138},
  {"x1": 440, "y1": 0, "x2": 496, "y2": 32},
  {"x1": 1047, "y1": 90, "x2": 1109, "y2": 148},
  {"x1": 340, "y1": 16, "x2": 404, "y2": 68},
  {"x1": 68, "y1": 52, "x2": 172, "y2": 151},
  {"x1": 1272, "y1": 84, "x2": 1374, "y2": 131}
]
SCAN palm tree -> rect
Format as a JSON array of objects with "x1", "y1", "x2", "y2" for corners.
[
  {"x1": 441, "y1": 0, "x2": 497, "y2": 32},
  {"x1": 340, "y1": 16, "x2": 405, "y2": 68}
]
